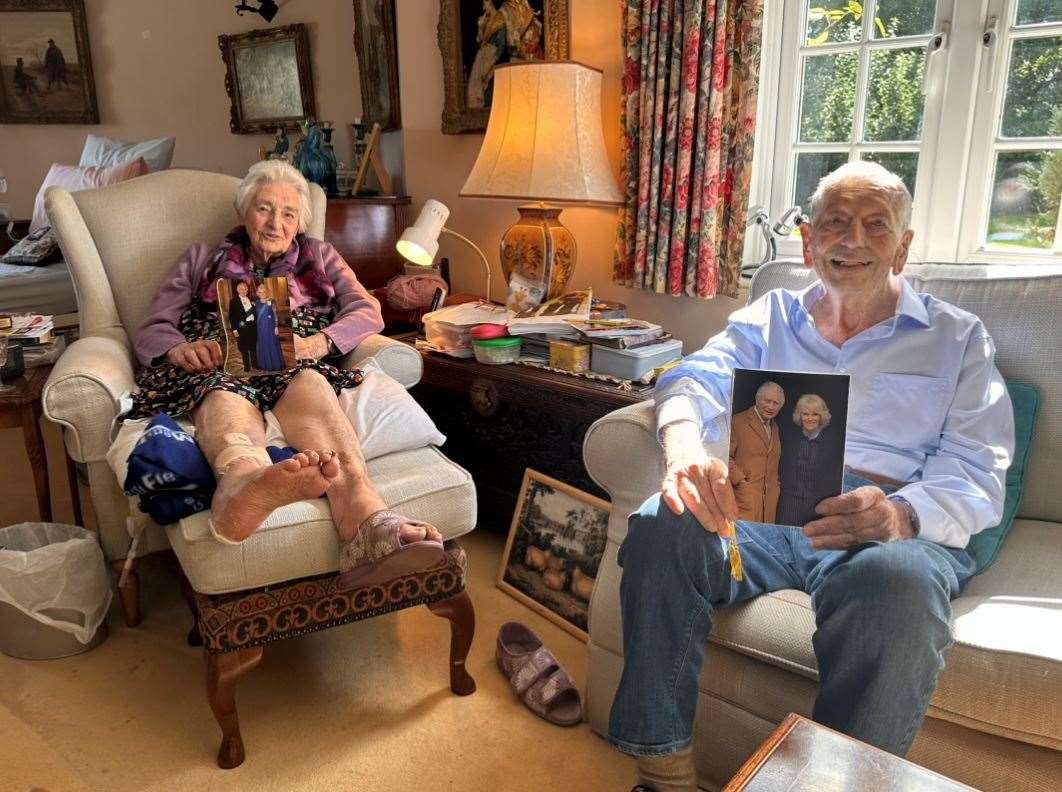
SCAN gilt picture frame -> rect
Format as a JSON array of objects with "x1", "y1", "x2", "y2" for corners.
[
  {"x1": 0, "y1": 0, "x2": 99, "y2": 124},
  {"x1": 353, "y1": 0, "x2": 401, "y2": 131},
  {"x1": 218, "y1": 24, "x2": 316, "y2": 135},
  {"x1": 438, "y1": 0, "x2": 569, "y2": 134},
  {"x1": 496, "y1": 469, "x2": 610, "y2": 642}
]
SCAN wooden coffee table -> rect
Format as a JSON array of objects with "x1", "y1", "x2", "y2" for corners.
[
  {"x1": 0, "y1": 364, "x2": 83, "y2": 525},
  {"x1": 723, "y1": 713, "x2": 978, "y2": 791}
]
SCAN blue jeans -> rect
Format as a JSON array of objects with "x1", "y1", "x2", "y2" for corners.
[{"x1": 607, "y1": 472, "x2": 976, "y2": 758}]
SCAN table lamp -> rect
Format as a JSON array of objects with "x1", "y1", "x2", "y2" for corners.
[
  {"x1": 396, "y1": 199, "x2": 493, "y2": 301},
  {"x1": 460, "y1": 61, "x2": 622, "y2": 309}
]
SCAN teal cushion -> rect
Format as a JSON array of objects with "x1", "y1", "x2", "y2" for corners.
[{"x1": 967, "y1": 381, "x2": 1039, "y2": 573}]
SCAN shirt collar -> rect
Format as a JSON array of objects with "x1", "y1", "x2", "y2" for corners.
[{"x1": 792, "y1": 277, "x2": 931, "y2": 328}]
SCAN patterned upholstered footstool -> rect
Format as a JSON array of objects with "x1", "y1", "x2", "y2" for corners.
[{"x1": 183, "y1": 542, "x2": 475, "y2": 769}]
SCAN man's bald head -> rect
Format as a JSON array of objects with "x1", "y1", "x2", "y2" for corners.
[{"x1": 809, "y1": 161, "x2": 912, "y2": 232}]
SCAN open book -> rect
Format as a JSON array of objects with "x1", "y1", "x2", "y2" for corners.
[
  {"x1": 216, "y1": 277, "x2": 295, "y2": 377},
  {"x1": 728, "y1": 368, "x2": 850, "y2": 527}
]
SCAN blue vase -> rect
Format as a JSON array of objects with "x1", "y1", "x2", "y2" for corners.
[{"x1": 294, "y1": 124, "x2": 334, "y2": 192}]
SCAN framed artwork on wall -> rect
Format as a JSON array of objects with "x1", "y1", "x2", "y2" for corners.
[
  {"x1": 496, "y1": 469, "x2": 610, "y2": 642},
  {"x1": 438, "y1": 0, "x2": 570, "y2": 134},
  {"x1": 218, "y1": 24, "x2": 316, "y2": 135},
  {"x1": 353, "y1": 0, "x2": 401, "y2": 131},
  {"x1": 0, "y1": 0, "x2": 99, "y2": 124}
]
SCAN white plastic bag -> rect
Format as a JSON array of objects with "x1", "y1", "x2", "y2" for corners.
[{"x1": 0, "y1": 523, "x2": 112, "y2": 644}]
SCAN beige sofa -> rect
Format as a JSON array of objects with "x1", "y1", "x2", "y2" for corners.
[
  {"x1": 41, "y1": 169, "x2": 475, "y2": 617},
  {"x1": 583, "y1": 261, "x2": 1062, "y2": 791}
]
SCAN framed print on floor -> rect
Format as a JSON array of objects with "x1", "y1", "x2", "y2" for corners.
[{"x1": 497, "y1": 469, "x2": 610, "y2": 641}]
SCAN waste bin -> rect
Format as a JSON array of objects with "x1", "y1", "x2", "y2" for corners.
[{"x1": 0, "y1": 523, "x2": 112, "y2": 660}]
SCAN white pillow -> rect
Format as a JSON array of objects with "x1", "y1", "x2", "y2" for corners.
[
  {"x1": 107, "y1": 368, "x2": 445, "y2": 486},
  {"x1": 79, "y1": 133, "x2": 176, "y2": 172}
]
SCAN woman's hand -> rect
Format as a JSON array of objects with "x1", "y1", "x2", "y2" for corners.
[
  {"x1": 294, "y1": 333, "x2": 331, "y2": 361},
  {"x1": 166, "y1": 340, "x2": 222, "y2": 373}
]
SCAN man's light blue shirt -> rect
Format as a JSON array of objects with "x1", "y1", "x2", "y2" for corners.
[{"x1": 655, "y1": 278, "x2": 1014, "y2": 548}]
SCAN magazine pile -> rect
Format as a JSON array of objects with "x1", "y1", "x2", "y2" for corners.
[{"x1": 0, "y1": 313, "x2": 66, "y2": 367}]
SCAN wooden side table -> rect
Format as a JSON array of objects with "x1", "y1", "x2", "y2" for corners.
[
  {"x1": 0, "y1": 364, "x2": 83, "y2": 525},
  {"x1": 404, "y1": 341, "x2": 652, "y2": 529},
  {"x1": 723, "y1": 713, "x2": 977, "y2": 791}
]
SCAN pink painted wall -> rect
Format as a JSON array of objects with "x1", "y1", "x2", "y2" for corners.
[{"x1": 395, "y1": 0, "x2": 739, "y2": 349}]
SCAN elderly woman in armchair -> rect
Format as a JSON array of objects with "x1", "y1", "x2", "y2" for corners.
[{"x1": 128, "y1": 160, "x2": 444, "y2": 585}]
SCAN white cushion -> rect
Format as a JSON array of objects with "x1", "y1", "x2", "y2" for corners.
[
  {"x1": 79, "y1": 133, "x2": 176, "y2": 172},
  {"x1": 106, "y1": 364, "x2": 445, "y2": 487},
  {"x1": 168, "y1": 446, "x2": 476, "y2": 593}
]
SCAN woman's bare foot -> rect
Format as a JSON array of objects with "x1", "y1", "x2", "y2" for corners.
[{"x1": 211, "y1": 450, "x2": 341, "y2": 542}]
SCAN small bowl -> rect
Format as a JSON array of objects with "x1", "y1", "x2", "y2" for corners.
[
  {"x1": 472, "y1": 336, "x2": 522, "y2": 365},
  {"x1": 470, "y1": 323, "x2": 509, "y2": 340}
]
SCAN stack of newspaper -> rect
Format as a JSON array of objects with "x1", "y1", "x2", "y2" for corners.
[
  {"x1": 506, "y1": 289, "x2": 591, "y2": 339},
  {"x1": 0, "y1": 313, "x2": 65, "y2": 367},
  {"x1": 566, "y1": 318, "x2": 672, "y2": 350}
]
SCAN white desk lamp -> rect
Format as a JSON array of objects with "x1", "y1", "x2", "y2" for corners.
[{"x1": 396, "y1": 199, "x2": 492, "y2": 302}]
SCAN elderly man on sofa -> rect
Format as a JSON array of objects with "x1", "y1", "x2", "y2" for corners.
[{"x1": 609, "y1": 162, "x2": 1015, "y2": 792}]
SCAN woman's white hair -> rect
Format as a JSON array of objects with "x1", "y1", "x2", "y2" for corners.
[
  {"x1": 808, "y1": 161, "x2": 912, "y2": 232},
  {"x1": 792, "y1": 393, "x2": 831, "y2": 429},
  {"x1": 235, "y1": 160, "x2": 312, "y2": 233}
]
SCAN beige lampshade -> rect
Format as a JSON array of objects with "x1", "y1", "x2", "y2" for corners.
[{"x1": 460, "y1": 61, "x2": 623, "y2": 205}]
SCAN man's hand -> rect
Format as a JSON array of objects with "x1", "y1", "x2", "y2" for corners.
[
  {"x1": 661, "y1": 421, "x2": 737, "y2": 536},
  {"x1": 294, "y1": 332, "x2": 330, "y2": 361},
  {"x1": 166, "y1": 339, "x2": 222, "y2": 373},
  {"x1": 803, "y1": 486, "x2": 914, "y2": 549}
]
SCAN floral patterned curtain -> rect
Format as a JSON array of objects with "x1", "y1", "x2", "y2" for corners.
[{"x1": 613, "y1": 0, "x2": 763, "y2": 299}]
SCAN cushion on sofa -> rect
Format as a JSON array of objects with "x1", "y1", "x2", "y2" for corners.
[
  {"x1": 30, "y1": 158, "x2": 149, "y2": 233},
  {"x1": 707, "y1": 519, "x2": 1062, "y2": 750},
  {"x1": 967, "y1": 380, "x2": 1039, "y2": 572},
  {"x1": 168, "y1": 446, "x2": 476, "y2": 593},
  {"x1": 79, "y1": 133, "x2": 176, "y2": 173},
  {"x1": 0, "y1": 226, "x2": 61, "y2": 266}
]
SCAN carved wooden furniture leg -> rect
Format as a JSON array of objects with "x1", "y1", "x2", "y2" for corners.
[
  {"x1": 111, "y1": 557, "x2": 141, "y2": 627},
  {"x1": 21, "y1": 402, "x2": 51, "y2": 521},
  {"x1": 427, "y1": 590, "x2": 477, "y2": 695},
  {"x1": 179, "y1": 575, "x2": 202, "y2": 647},
  {"x1": 206, "y1": 646, "x2": 264, "y2": 769}
]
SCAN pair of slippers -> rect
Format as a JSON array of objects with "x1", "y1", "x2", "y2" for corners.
[{"x1": 496, "y1": 621, "x2": 583, "y2": 726}]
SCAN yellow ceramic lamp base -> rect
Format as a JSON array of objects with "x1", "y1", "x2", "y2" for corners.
[{"x1": 500, "y1": 203, "x2": 576, "y2": 310}]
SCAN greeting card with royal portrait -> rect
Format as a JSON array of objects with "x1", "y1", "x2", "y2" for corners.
[{"x1": 216, "y1": 276, "x2": 296, "y2": 377}]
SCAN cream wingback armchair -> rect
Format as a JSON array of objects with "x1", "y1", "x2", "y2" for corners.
[
  {"x1": 583, "y1": 262, "x2": 1062, "y2": 792},
  {"x1": 42, "y1": 169, "x2": 475, "y2": 627}
]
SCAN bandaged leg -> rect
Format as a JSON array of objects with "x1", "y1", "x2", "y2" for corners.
[{"x1": 212, "y1": 432, "x2": 272, "y2": 476}]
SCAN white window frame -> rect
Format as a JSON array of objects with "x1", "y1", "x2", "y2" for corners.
[
  {"x1": 957, "y1": 0, "x2": 1062, "y2": 260},
  {"x1": 748, "y1": 0, "x2": 1062, "y2": 266}
]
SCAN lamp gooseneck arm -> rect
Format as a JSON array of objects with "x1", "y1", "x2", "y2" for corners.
[{"x1": 441, "y1": 226, "x2": 492, "y2": 303}]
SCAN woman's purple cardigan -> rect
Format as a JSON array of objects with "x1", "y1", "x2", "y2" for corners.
[{"x1": 133, "y1": 239, "x2": 385, "y2": 367}]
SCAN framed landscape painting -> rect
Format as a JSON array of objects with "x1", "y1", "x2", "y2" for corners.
[
  {"x1": 0, "y1": 0, "x2": 99, "y2": 124},
  {"x1": 497, "y1": 469, "x2": 610, "y2": 641},
  {"x1": 438, "y1": 0, "x2": 569, "y2": 134},
  {"x1": 218, "y1": 24, "x2": 316, "y2": 134}
]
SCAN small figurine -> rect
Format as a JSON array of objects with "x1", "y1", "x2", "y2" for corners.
[{"x1": 268, "y1": 127, "x2": 290, "y2": 160}]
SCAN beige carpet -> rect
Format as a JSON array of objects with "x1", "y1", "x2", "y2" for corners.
[{"x1": 0, "y1": 422, "x2": 635, "y2": 792}]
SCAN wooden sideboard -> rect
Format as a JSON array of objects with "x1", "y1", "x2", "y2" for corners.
[{"x1": 324, "y1": 196, "x2": 411, "y2": 289}]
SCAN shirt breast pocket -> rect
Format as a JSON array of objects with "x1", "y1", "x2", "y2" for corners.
[{"x1": 855, "y1": 373, "x2": 950, "y2": 451}]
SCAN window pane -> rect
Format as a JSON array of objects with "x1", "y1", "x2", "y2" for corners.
[
  {"x1": 861, "y1": 151, "x2": 919, "y2": 195},
  {"x1": 805, "y1": 0, "x2": 862, "y2": 46},
  {"x1": 1016, "y1": 0, "x2": 1062, "y2": 26},
  {"x1": 794, "y1": 152, "x2": 850, "y2": 212},
  {"x1": 864, "y1": 47, "x2": 926, "y2": 141},
  {"x1": 800, "y1": 53, "x2": 859, "y2": 143},
  {"x1": 1001, "y1": 36, "x2": 1062, "y2": 138},
  {"x1": 986, "y1": 150, "x2": 1060, "y2": 249},
  {"x1": 873, "y1": 0, "x2": 936, "y2": 39}
]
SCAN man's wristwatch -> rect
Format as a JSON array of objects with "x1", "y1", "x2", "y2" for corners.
[{"x1": 888, "y1": 494, "x2": 921, "y2": 538}]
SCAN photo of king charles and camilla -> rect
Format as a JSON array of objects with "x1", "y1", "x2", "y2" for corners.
[{"x1": 728, "y1": 368, "x2": 850, "y2": 527}]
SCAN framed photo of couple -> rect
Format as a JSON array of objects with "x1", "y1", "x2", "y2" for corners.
[
  {"x1": 216, "y1": 277, "x2": 295, "y2": 377},
  {"x1": 728, "y1": 369, "x2": 851, "y2": 527}
]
